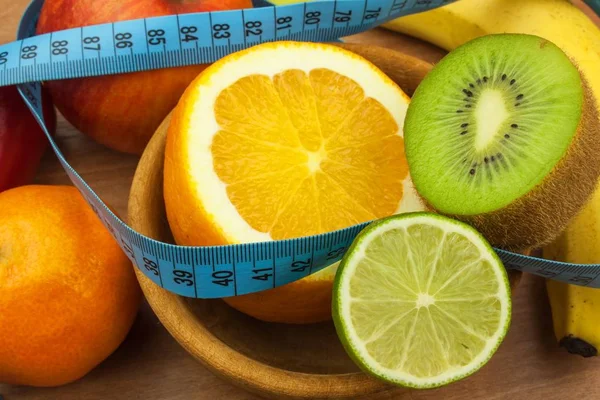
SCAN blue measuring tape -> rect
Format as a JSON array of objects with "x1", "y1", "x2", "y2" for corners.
[{"x1": 1, "y1": 0, "x2": 600, "y2": 298}]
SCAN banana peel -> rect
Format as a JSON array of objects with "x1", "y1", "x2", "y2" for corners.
[{"x1": 543, "y1": 186, "x2": 600, "y2": 357}]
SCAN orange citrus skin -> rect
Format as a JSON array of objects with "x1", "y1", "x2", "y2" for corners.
[
  {"x1": 223, "y1": 275, "x2": 336, "y2": 324},
  {"x1": 164, "y1": 99, "x2": 229, "y2": 247},
  {"x1": 0, "y1": 185, "x2": 142, "y2": 387}
]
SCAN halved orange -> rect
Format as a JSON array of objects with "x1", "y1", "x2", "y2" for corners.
[{"x1": 163, "y1": 41, "x2": 424, "y2": 324}]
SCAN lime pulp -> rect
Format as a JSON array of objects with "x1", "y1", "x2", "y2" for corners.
[{"x1": 332, "y1": 212, "x2": 511, "y2": 389}]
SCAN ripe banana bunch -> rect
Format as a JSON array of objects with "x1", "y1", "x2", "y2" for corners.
[{"x1": 385, "y1": 0, "x2": 600, "y2": 357}]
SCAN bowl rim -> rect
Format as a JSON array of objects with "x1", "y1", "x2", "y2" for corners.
[{"x1": 136, "y1": 272, "x2": 392, "y2": 399}]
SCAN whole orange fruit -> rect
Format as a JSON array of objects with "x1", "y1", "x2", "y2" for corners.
[{"x1": 0, "y1": 185, "x2": 142, "y2": 387}]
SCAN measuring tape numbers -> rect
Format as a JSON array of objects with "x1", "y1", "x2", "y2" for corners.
[{"x1": 2, "y1": 0, "x2": 600, "y2": 298}]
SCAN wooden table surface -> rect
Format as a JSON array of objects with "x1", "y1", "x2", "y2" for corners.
[{"x1": 2, "y1": 1, "x2": 600, "y2": 399}]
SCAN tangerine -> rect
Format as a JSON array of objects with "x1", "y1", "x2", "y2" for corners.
[{"x1": 0, "y1": 185, "x2": 141, "y2": 387}]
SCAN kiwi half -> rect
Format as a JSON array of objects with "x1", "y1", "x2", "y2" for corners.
[{"x1": 404, "y1": 34, "x2": 600, "y2": 251}]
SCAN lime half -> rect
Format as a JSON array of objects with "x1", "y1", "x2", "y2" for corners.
[{"x1": 332, "y1": 212, "x2": 511, "y2": 389}]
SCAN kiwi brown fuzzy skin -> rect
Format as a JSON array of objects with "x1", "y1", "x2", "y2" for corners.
[{"x1": 416, "y1": 74, "x2": 600, "y2": 252}]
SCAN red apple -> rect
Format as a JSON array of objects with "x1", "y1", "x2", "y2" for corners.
[
  {"x1": 0, "y1": 85, "x2": 57, "y2": 193},
  {"x1": 36, "y1": 0, "x2": 254, "y2": 155}
]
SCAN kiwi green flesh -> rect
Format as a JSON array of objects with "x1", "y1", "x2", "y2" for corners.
[{"x1": 404, "y1": 34, "x2": 584, "y2": 216}]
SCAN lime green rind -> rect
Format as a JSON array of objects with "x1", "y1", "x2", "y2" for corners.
[
  {"x1": 332, "y1": 212, "x2": 512, "y2": 389},
  {"x1": 404, "y1": 33, "x2": 583, "y2": 216}
]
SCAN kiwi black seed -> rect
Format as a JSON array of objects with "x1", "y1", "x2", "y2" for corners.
[{"x1": 404, "y1": 34, "x2": 600, "y2": 251}]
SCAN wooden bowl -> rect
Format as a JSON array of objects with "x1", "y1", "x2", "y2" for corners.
[{"x1": 127, "y1": 43, "x2": 522, "y2": 400}]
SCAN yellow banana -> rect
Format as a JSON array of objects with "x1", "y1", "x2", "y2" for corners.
[{"x1": 543, "y1": 187, "x2": 600, "y2": 358}]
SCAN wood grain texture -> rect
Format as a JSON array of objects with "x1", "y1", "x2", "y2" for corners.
[{"x1": 0, "y1": 0, "x2": 599, "y2": 399}]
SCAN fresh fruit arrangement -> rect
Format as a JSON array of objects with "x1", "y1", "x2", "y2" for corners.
[
  {"x1": 1, "y1": 0, "x2": 600, "y2": 397},
  {"x1": 383, "y1": 0, "x2": 600, "y2": 363},
  {"x1": 156, "y1": 31, "x2": 593, "y2": 388},
  {"x1": 163, "y1": 40, "x2": 424, "y2": 324}
]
